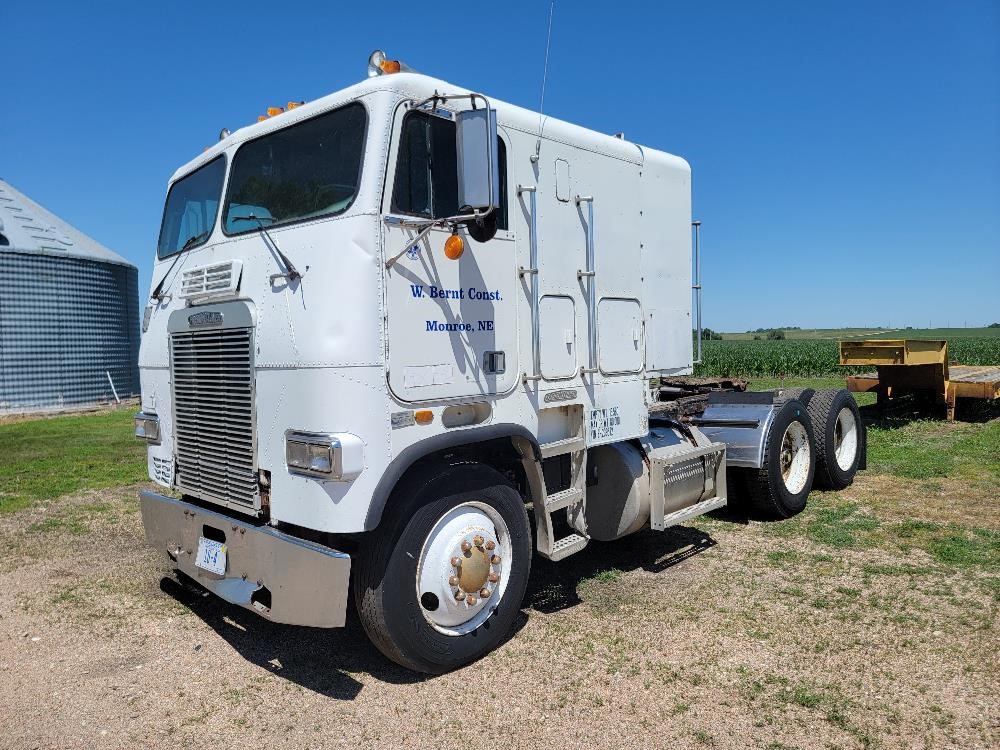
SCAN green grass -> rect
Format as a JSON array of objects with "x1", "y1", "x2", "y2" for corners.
[
  {"x1": 866, "y1": 418, "x2": 1000, "y2": 485},
  {"x1": 764, "y1": 495, "x2": 999, "y2": 571},
  {"x1": 805, "y1": 503, "x2": 881, "y2": 548},
  {"x1": 0, "y1": 408, "x2": 147, "y2": 514}
]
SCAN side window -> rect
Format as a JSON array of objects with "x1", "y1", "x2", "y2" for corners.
[{"x1": 391, "y1": 111, "x2": 508, "y2": 230}]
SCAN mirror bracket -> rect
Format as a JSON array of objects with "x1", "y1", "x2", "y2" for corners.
[{"x1": 407, "y1": 90, "x2": 498, "y2": 218}]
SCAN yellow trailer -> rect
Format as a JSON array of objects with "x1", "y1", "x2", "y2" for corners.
[{"x1": 840, "y1": 339, "x2": 1000, "y2": 420}]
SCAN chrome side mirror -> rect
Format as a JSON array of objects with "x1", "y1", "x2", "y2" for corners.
[{"x1": 455, "y1": 107, "x2": 498, "y2": 217}]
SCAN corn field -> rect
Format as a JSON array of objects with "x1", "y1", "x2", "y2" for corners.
[{"x1": 693, "y1": 338, "x2": 1000, "y2": 378}]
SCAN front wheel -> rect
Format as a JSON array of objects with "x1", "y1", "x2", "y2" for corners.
[{"x1": 353, "y1": 464, "x2": 531, "y2": 673}]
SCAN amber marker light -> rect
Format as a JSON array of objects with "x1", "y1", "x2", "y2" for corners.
[
  {"x1": 368, "y1": 50, "x2": 403, "y2": 77},
  {"x1": 266, "y1": 106, "x2": 284, "y2": 117},
  {"x1": 414, "y1": 410, "x2": 434, "y2": 425},
  {"x1": 444, "y1": 232, "x2": 465, "y2": 260}
]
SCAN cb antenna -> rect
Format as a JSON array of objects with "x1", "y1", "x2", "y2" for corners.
[{"x1": 532, "y1": 0, "x2": 555, "y2": 163}]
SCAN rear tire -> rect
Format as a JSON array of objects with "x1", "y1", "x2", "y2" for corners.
[
  {"x1": 804, "y1": 389, "x2": 863, "y2": 490},
  {"x1": 353, "y1": 463, "x2": 531, "y2": 674},
  {"x1": 746, "y1": 399, "x2": 816, "y2": 518}
]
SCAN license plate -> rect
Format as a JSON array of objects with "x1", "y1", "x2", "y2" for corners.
[{"x1": 195, "y1": 537, "x2": 227, "y2": 575}]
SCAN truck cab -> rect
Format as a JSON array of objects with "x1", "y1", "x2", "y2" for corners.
[{"x1": 136, "y1": 52, "x2": 864, "y2": 673}]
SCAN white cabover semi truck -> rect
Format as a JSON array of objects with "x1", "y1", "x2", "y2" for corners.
[{"x1": 136, "y1": 51, "x2": 865, "y2": 673}]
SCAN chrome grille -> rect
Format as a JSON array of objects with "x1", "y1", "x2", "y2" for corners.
[{"x1": 170, "y1": 327, "x2": 257, "y2": 511}]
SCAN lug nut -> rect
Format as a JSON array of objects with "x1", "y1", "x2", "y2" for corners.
[
  {"x1": 488, "y1": 572, "x2": 499, "y2": 583},
  {"x1": 466, "y1": 595, "x2": 478, "y2": 606},
  {"x1": 479, "y1": 588, "x2": 491, "y2": 598},
  {"x1": 485, "y1": 540, "x2": 496, "y2": 551},
  {"x1": 455, "y1": 591, "x2": 466, "y2": 601},
  {"x1": 460, "y1": 540, "x2": 472, "y2": 553},
  {"x1": 491, "y1": 554, "x2": 501, "y2": 565},
  {"x1": 448, "y1": 575, "x2": 459, "y2": 587},
  {"x1": 450, "y1": 556, "x2": 462, "y2": 568},
  {"x1": 473, "y1": 535, "x2": 485, "y2": 547}
]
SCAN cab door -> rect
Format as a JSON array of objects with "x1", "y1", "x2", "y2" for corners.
[{"x1": 382, "y1": 109, "x2": 518, "y2": 402}]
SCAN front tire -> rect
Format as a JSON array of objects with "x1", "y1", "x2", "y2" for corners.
[{"x1": 353, "y1": 463, "x2": 531, "y2": 674}]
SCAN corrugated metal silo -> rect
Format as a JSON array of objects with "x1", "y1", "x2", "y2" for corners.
[{"x1": 0, "y1": 179, "x2": 140, "y2": 414}]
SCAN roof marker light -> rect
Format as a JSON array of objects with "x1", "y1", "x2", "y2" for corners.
[
  {"x1": 266, "y1": 106, "x2": 284, "y2": 117},
  {"x1": 368, "y1": 49, "x2": 402, "y2": 77}
]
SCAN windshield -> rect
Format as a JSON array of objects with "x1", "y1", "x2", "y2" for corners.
[
  {"x1": 156, "y1": 156, "x2": 226, "y2": 258},
  {"x1": 223, "y1": 103, "x2": 367, "y2": 235}
]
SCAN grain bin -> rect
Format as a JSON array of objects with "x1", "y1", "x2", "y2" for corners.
[{"x1": 0, "y1": 179, "x2": 139, "y2": 413}]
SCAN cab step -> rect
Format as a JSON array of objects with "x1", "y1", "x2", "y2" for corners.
[
  {"x1": 544, "y1": 487, "x2": 583, "y2": 512},
  {"x1": 659, "y1": 495, "x2": 727, "y2": 529},
  {"x1": 534, "y1": 436, "x2": 589, "y2": 560},
  {"x1": 540, "y1": 436, "x2": 586, "y2": 459},
  {"x1": 548, "y1": 533, "x2": 588, "y2": 561}
]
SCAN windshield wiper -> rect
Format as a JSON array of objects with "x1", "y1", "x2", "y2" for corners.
[
  {"x1": 150, "y1": 231, "x2": 208, "y2": 301},
  {"x1": 232, "y1": 215, "x2": 302, "y2": 284}
]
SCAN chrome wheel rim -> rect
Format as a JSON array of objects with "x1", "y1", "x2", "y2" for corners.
[
  {"x1": 833, "y1": 407, "x2": 858, "y2": 471},
  {"x1": 415, "y1": 501, "x2": 511, "y2": 636},
  {"x1": 779, "y1": 421, "x2": 810, "y2": 494}
]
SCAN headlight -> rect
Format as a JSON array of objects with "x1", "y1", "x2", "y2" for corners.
[
  {"x1": 285, "y1": 431, "x2": 364, "y2": 481},
  {"x1": 134, "y1": 412, "x2": 160, "y2": 443}
]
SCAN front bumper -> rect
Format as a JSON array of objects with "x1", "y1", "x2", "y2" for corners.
[{"x1": 139, "y1": 490, "x2": 351, "y2": 628}]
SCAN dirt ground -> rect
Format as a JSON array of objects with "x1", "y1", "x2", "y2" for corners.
[{"x1": 1, "y1": 477, "x2": 997, "y2": 750}]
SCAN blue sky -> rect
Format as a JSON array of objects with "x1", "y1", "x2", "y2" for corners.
[{"x1": 2, "y1": 0, "x2": 997, "y2": 330}]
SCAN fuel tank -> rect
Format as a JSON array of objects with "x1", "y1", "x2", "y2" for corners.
[{"x1": 585, "y1": 424, "x2": 723, "y2": 541}]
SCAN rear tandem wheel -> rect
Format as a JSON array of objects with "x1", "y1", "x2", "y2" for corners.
[
  {"x1": 782, "y1": 388, "x2": 864, "y2": 490},
  {"x1": 743, "y1": 399, "x2": 817, "y2": 519}
]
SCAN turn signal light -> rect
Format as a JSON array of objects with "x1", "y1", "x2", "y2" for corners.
[
  {"x1": 414, "y1": 410, "x2": 434, "y2": 425},
  {"x1": 444, "y1": 233, "x2": 465, "y2": 260}
]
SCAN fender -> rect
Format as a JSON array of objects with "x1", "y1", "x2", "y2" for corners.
[{"x1": 363, "y1": 423, "x2": 542, "y2": 530}]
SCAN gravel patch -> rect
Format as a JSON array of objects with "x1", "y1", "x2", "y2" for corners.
[{"x1": 1, "y1": 479, "x2": 997, "y2": 749}]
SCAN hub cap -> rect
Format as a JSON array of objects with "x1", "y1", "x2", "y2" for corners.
[
  {"x1": 779, "y1": 420, "x2": 810, "y2": 494},
  {"x1": 416, "y1": 502, "x2": 511, "y2": 636},
  {"x1": 833, "y1": 407, "x2": 858, "y2": 471}
]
